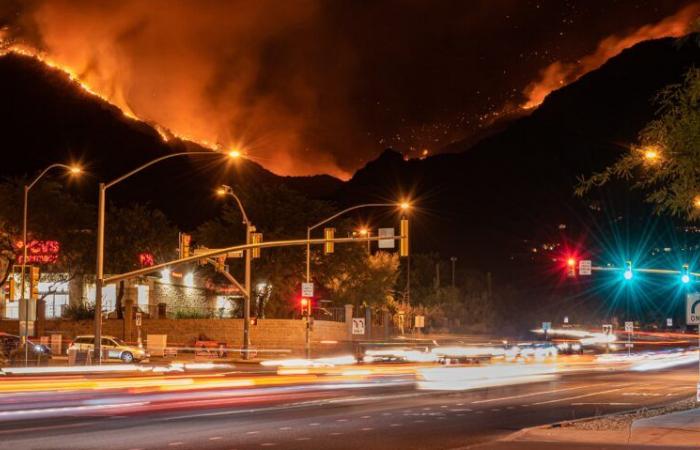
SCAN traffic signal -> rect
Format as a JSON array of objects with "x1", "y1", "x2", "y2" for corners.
[
  {"x1": 324, "y1": 227, "x2": 335, "y2": 254},
  {"x1": 300, "y1": 297, "x2": 310, "y2": 316},
  {"x1": 681, "y1": 264, "x2": 691, "y2": 284},
  {"x1": 400, "y1": 217, "x2": 409, "y2": 257},
  {"x1": 30, "y1": 266, "x2": 40, "y2": 300},
  {"x1": 623, "y1": 260, "x2": 633, "y2": 280},
  {"x1": 566, "y1": 257, "x2": 576, "y2": 278},
  {"x1": 251, "y1": 232, "x2": 263, "y2": 258},
  {"x1": 179, "y1": 233, "x2": 191, "y2": 259},
  {"x1": 6, "y1": 277, "x2": 15, "y2": 302}
]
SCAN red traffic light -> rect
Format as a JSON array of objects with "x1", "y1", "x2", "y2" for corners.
[
  {"x1": 300, "y1": 297, "x2": 309, "y2": 308},
  {"x1": 566, "y1": 258, "x2": 576, "y2": 267}
]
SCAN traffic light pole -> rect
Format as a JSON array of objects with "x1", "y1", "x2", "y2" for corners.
[
  {"x1": 21, "y1": 185, "x2": 28, "y2": 365},
  {"x1": 243, "y1": 223, "x2": 252, "y2": 359}
]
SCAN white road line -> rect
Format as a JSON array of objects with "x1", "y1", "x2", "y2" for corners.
[
  {"x1": 0, "y1": 421, "x2": 98, "y2": 435},
  {"x1": 533, "y1": 386, "x2": 630, "y2": 405},
  {"x1": 571, "y1": 402, "x2": 633, "y2": 406},
  {"x1": 209, "y1": 436, "x2": 223, "y2": 440},
  {"x1": 471, "y1": 384, "x2": 601, "y2": 404},
  {"x1": 390, "y1": 423, "x2": 402, "y2": 427},
  {"x1": 279, "y1": 427, "x2": 292, "y2": 431},
  {"x1": 168, "y1": 442, "x2": 183, "y2": 447}
]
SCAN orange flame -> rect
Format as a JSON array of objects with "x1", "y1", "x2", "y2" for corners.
[{"x1": 522, "y1": 4, "x2": 700, "y2": 109}]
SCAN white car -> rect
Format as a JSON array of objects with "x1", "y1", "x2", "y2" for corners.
[{"x1": 67, "y1": 335, "x2": 148, "y2": 363}]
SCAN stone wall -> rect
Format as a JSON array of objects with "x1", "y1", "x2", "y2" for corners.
[{"x1": 1, "y1": 318, "x2": 351, "y2": 356}]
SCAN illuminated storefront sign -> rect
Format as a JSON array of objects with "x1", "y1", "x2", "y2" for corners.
[{"x1": 14, "y1": 240, "x2": 60, "y2": 264}]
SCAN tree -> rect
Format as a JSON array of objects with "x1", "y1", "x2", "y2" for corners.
[{"x1": 576, "y1": 68, "x2": 700, "y2": 220}]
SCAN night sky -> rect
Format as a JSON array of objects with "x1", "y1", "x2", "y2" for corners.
[{"x1": 1, "y1": 0, "x2": 697, "y2": 178}]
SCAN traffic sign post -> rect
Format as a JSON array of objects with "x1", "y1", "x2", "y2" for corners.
[
  {"x1": 578, "y1": 260, "x2": 592, "y2": 276},
  {"x1": 301, "y1": 282, "x2": 314, "y2": 298},
  {"x1": 542, "y1": 321, "x2": 551, "y2": 340},
  {"x1": 352, "y1": 318, "x2": 365, "y2": 335},
  {"x1": 687, "y1": 294, "x2": 700, "y2": 404}
]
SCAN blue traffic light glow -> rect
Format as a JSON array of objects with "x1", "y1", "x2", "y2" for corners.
[
  {"x1": 623, "y1": 269, "x2": 633, "y2": 280},
  {"x1": 681, "y1": 274, "x2": 691, "y2": 284}
]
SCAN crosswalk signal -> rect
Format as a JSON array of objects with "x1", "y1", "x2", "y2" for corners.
[
  {"x1": 179, "y1": 233, "x2": 191, "y2": 259},
  {"x1": 30, "y1": 266, "x2": 40, "y2": 300},
  {"x1": 400, "y1": 218, "x2": 409, "y2": 257},
  {"x1": 324, "y1": 227, "x2": 335, "y2": 254},
  {"x1": 251, "y1": 233, "x2": 263, "y2": 258}
]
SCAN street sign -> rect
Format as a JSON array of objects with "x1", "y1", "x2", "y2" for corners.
[
  {"x1": 414, "y1": 315, "x2": 425, "y2": 328},
  {"x1": 563, "y1": 316, "x2": 569, "y2": 324},
  {"x1": 687, "y1": 293, "x2": 700, "y2": 325},
  {"x1": 625, "y1": 343, "x2": 634, "y2": 348},
  {"x1": 602, "y1": 324, "x2": 613, "y2": 335},
  {"x1": 301, "y1": 282, "x2": 314, "y2": 298},
  {"x1": 378, "y1": 228, "x2": 395, "y2": 249},
  {"x1": 667, "y1": 318, "x2": 673, "y2": 327},
  {"x1": 578, "y1": 260, "x2": 592, "y2": 276},
  {"x1": 542, "y1": 322, "x2": 551, "y2": 331},
  {"x1": 135, "y1": 312, "x2": 142, "y2": 327},
  {"x1": 352, "y1": 318, "x2": 365, "y2": 335},
  {"x1": 624, "y1": 321, "x2": 633, "y2": 333}
]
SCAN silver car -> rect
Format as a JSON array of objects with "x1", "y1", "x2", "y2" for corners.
[{"x1": 67, "y1": 335, "x2": 148, "y2": 363}]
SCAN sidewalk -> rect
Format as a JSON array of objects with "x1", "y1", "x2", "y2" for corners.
[{"x1": 471, "y1": 403, "x2": 700, "y2": 449}]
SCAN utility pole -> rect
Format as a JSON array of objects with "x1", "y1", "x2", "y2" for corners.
[{"x1": 450, "y1": 256, "x2": 457, "y2": 288}]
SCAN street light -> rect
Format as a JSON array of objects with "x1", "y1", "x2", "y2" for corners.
[
  {"x1": 304, "y1": 201, "x2": 410, "y2": 358},
  {"x1": 93, "y1": 151, "x2": 237, "y2": 362},
  {"x1": 216, "y1": 184, "x2": 254, "y2": 358},
  {"x1": 642, "y1": 146, "x2": 661, "y2": 164},
  {"x1": 21, "y1": 163, "x2": 81, "y2": 364}
]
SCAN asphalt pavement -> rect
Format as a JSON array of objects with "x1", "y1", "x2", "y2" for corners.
[{"x1": 0, "y1": 362, "x2": 696, "y2": 450}]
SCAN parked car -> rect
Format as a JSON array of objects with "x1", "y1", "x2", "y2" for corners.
[
  {"x1": 66, "y1": 335, "x2": 148, "y2": 363},
  {"x1": 0, "y1": 332, "x2": 52, "y2": 365}
]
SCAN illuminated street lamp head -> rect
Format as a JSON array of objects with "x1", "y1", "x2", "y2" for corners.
[
  {"x1": 69, "y1": 166, "x2": 82, "y2": 174},
  {"x1": 359, "y1": 228, "x2": 369, "y2": 236},
  {"x1": 216, "y1": 185, "x2": 232, "y2": 197},
  {"x1": 642, "y1": 146, "x2": 661, "y2": 164},
  {"x1": 694, "y1": 196, "x2": 700, "y2": 209},
  {"x1": 399, "y1": 201, "x2": 411, "y2": 211},
  {"x1": 228, "y1": 149, "x2": 241, "y2": 159}
]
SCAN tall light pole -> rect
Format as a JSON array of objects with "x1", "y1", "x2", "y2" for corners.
[
  {"x1": 450, "y1": 256, "x2": 457, "y2": 288},
  {"x1": 21, "y1": 164, "x2": 81, "y2": 364},
  {"x1": 305, "y1": 201, "x2": 410, "y2": 358},
  {"x1": 94, "y1": 150, "x2": 239, "y2": 362},
  {"x1": 216, "y1": 184, "x2": 253, "y2": 358}
]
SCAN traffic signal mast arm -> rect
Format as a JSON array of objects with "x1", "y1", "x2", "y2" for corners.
[
  {"x1": 591, "y1": 265, "x2": 697, "y2": 277},
  {"x1": 104, "y1": 234, "x2": 408, "y2": 285}
]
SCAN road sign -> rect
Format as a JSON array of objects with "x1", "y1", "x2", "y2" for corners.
[
  {"x1": 667, "y1": 318, "x2": 673, "y2": 327},
  {"x1": 624, "y1": 321, "x2": 634, "y2": 333},
  {"x1": 602, "y1": 324, "x2": 613, "y2": 335},
  {"x1": 352, "y1": 318, "x2": 365, "y2": 335},
  {"x1": 378, "y1": 228, "x2": 395, "y2": 249},
  {"x1": 625, "y1": 343, "x2": 634, "y2": 348},
  {"x1": 563, "y1": 316, "x2": 569, "y2": 324},
  {"x1": 578, "y1": 260, "x2": 592, "y2": 276},
  {"x1": 135, "y1": 312, "x2": 142, "y2": 327},
  {"x1": 414, "y1": 315, "x2": 425, "y2": 328},
  {"x1": 687, "y1": 293, "x2": 700, "y2": 325},
  {"x1": 542, "y1": 322, "x2": 551, "y2": 331},
  {"x1": 301, "y1": 282, "x2": 314, "y2": 298}
]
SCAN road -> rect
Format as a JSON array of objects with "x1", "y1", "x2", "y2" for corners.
[{"x1": 0, "y1": 360, "x2": 696, "y2": 450}]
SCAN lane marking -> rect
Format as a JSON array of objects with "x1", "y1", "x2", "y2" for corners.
[
  {"x1": 246, "y1": 431, "x2": 260, "y2": 435},
  {"x1": 296, "y1": 437, "x2": 311, "y2": 441},
  {"x1": 260, "y1": 443, "x2": 276, "y2": 447},
  {"x1": 168, "y1": 442, "x2": 183, "y2": 447},
  {"x1": 390, "y1": 423, "x2": 402, "y2": 427},
  {"x1": 360, "y1": 427, "x2": 373, "y2": 431},
  {"x1": 279, "y1": 427, "x2": 292, "y2": 431},
  {"x1": 571, "y1": 402, "x2": 633, "y2": 406},
  {"x1": 209, "y1": 436, "x2": 223, "y2": 441},
  {"x1": 471, "y1": 384, "x2": 601, "y2": 404},
  {"x1": 0, "y1": 421, "x2": 98, "y2": 435},
  {"x1": 533, "y1": 386, "x2": 630, "y2": 405}
]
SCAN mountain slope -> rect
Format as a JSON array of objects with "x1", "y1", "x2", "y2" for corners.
[
  {"x1": 0, "y1": 52, "x2": 342, "y2": 228},
  {"x1": 336, "y1": 34, "x2": 700, "y2": 270}
]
